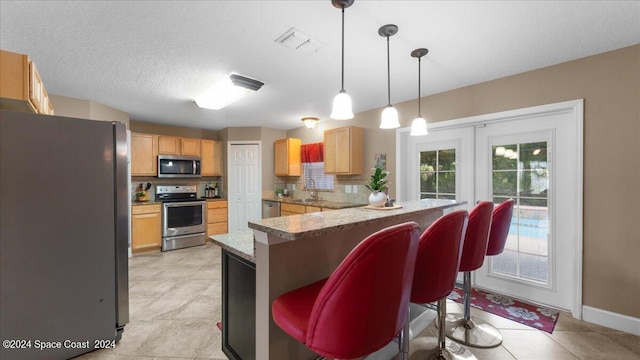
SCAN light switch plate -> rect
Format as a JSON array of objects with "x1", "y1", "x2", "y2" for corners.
[
  {"x1": 352, "y1": 185, "x2": 358, "y2": 193},
  {"x1": 345, "y1": 185, "x2": 352, "y2": 193}
]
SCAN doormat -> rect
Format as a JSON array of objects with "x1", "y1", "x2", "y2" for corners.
[{"x1": 447, "y1": 286, "x2": 559, "y2": 333}]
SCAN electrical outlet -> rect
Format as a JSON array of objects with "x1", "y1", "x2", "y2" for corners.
[
  {"x1": 291, "y1": 184, "x2": 296, "y2": 191},
  {"x1": 345, "y1": 185, "x2": 352, "y2": 193},
  {"x1": 352, "y1": 185, "x2": 358, "y2": 193}
]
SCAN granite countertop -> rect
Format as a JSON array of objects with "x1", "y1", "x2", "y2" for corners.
[
  {"x1": 210, "y1": 230, "x2": 255, "y2": 263},
  {"x1": 249, "y1": 199, "x2": 464, "y2": 241},
  {"x1": 262, "y1": 196, "x2": 367, "y2": 210}
]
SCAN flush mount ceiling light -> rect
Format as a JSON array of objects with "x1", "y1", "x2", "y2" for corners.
[
  {"x1": 410, "y1": 48, "x2": 429, "y2": 136},
  {"x1": 379, "y1": 24, "x2": 400, "y2": 129},
  {"x1": 193, "y1": 74, "x2": 264, "y2": 110},
  {"x1": 330, "y1": 0, "x2": 355, "y2": 120},
  {"x1": 301, "y1": 117, "x2": 319, "y2": 129}
]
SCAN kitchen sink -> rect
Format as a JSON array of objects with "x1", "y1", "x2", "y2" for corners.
[{"x1": 290, "y1": 198, "x2": 325, "y2": 204}]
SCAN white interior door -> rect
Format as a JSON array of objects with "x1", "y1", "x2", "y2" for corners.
[
  {"x1": 228, "y1": 143, "x2": 261, "y2": 232},
  {"x1": 397, "y1": 100, "x2": 583, "y2": 316}
]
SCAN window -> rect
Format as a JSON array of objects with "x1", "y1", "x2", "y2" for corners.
[
  {"x1": 303, "y1": 162, "x2": 334, "y2": 190},
  {"x1": 419, "y1": 148, "x2": 456, "y2": 200},
  {"x1": 490, "y1": 141, "x2": 549, "y2": 284}
]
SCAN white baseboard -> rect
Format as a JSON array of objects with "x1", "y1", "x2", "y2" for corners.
[{"x1": 582, "y1": 305, "x2": 640, "y2": 335}]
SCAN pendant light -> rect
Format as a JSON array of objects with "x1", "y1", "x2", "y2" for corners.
[
  {"x1": 410, "y1": 48, "x2": 429, "y2": 136},
  {"x1": 330, "y1": 0, "x2": 355, "y2": 120},
  {"x1": 379, "y1": 24, "x2": 400, "y2": 129}
]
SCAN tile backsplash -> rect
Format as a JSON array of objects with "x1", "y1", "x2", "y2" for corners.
[
  {"x1": 273, "y1": 175, "x2": 371, "y2": 204},
  {"x1": 131, "y1": 177, "x2": 223, "y2": 201}
]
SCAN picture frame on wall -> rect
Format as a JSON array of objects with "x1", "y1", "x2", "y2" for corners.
[{"x1": 375, "y1": 153, "x2": 386, "y2": 170}]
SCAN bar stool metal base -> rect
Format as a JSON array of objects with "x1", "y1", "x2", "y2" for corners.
[
  {"x1": 422, "y1": 340, "x2": 477, "y2": 360},
  {"x1": 417, "y1": 298, "x2": 477, "y2": 360},
  {"x1": 445, "y1": 314, "x2": 503, "y2": 348}
]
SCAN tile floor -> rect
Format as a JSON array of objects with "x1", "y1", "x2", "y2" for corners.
[{"x1": 77, "y1": 241, "x2": 640, "y2": 360}]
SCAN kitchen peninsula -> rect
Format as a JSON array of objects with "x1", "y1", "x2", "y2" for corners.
[{"x1": 212, "y1": 199, "x2": 465, "y2": 360}]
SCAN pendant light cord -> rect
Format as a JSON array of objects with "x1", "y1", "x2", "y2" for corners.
[
  {"x1": 417, "y1": 57, "x2": 422, "y2": 117},
  {"x1": 341, "y1": 7, "x2": 345, "y2": 91},
  {"x1": 386, "y1": 36, "x2": 391, "y2": 106}
]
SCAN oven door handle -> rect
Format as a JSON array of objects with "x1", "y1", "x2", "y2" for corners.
[{"x1": 164, "y1": 201, "x2": 205, "y2": 208}]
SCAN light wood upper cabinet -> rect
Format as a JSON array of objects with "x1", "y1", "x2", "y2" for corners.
[
  {"x1": 131, "y1": 204, "x2": 162, "y2": 251},
  {"x1": 324, "y1": 126, "x2": 363, "y2": 175},
  {"x1": 0, "y1": 49, "x2": 54, "y2": 115},
  {"x1": 158, "y1": 136, "x2": 180, "y2": 155},
  {"x1": 131, "y1": 133, "x2": 158, "y2": 176},
  {"x1": 201, "y1": 139, "x2": 223, "y2": 176},
  {"x1": 181, "y1": 137, "x2": 201, "y2": 156},
  {"x1": 207, "y1": 200, "x2": 228, "y2": 237},
  {"x1": 158, "y1": 136, "x2": 202, "y2": 156},
  {"x1": 274, "y1": 138, "x2": 301, "y2": 177}
]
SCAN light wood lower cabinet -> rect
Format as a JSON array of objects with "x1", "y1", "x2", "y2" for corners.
[
  {"x1": 305, "y1": 206, "x2": 321, "y2": 213},
  {"x1": 207, "y1": 200, "x2": 228, "y2": 237},
  {"x1": 131, "y1": 204, "x2": 161, "y2": 251},
  {"x1": 280, "y1": 203, "x2": 322, "y2": 216}
]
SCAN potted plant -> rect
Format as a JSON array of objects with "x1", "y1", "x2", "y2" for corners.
[{"x1": 365, "y1": 166, "x2": 389, "y2": 207}]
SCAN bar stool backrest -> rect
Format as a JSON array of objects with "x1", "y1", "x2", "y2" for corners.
[
  {"x1": 306, "y1": 222, "x2": 420, "y2": 359},
  {"x1": 459, "y1": 201, "x2": 494, "y2": 272},
  {"x1": 410, "y1": 210, "x2": 469, "y2": 304},
  {"x1": 486, "y1": 199, "x2": 515, "y2": 256}
]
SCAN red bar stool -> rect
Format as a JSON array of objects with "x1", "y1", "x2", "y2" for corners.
[
  {"x1": 408, "y1": 210, "x2": 475, "y2": 360},
  {"x1": 486, "y1": 199, "x2": 515, "y2": 257},
  {"x1": 271, "y1": 222, "x2": 420, "y2": 359},
  {"x1": 445, "y1": 201, "x2": 499, "y2": 348}
]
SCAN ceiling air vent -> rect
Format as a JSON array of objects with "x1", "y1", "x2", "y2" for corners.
[{"x1": 274, "y1": 27, "x2": 326, "y2": 55}]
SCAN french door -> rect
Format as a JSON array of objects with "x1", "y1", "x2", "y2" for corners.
[{"x1": 398, "y1": 100, "x2": 583, "y2": 315}]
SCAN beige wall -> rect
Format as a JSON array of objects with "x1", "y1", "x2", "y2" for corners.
[
  {"x1": 288, "y1": 45, "x2": 640, "y2": 319},
  {"x1": 130, "y1": 120, "x2": 218, "y2": 139},
  {"x1": 50, "y1": 94, "x2": 130, "y2": 127}
]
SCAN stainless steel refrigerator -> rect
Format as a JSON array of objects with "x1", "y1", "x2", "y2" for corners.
[{"x1": 0, "y1": 110, "x2": 129, "y2": 359}]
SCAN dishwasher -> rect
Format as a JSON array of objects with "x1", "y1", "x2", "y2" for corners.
[{"x1": 262, "y1": 200, "x2": 281, "y2": 218}]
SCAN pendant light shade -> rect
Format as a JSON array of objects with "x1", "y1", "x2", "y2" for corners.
[
  {"x1": 330, "y1": 0, "x2": 355, "y2": 120},
  {"x1": 410, "y1": 48, "x2": 429, "y2": 136},
  {"x1": 378, "y1": 24, "x2": 399, "y2": 129},
  {"x1": 331, "y1": 90, "x2": 354, "y2": 120},
  {"x1": 380, "y1": 105, "x2": 399, "y2": 129},
  {"x1": 410, "y1": 117, "x2": 428, "y2": 136}
]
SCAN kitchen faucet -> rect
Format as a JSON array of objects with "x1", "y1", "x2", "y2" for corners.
[{"x1": 306, "y1": 179, "x2": 317, "y2": 200}]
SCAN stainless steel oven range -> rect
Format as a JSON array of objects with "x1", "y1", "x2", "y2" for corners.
[{"x1": 156, "y1": 185, "x2": 206, "y2": 251}]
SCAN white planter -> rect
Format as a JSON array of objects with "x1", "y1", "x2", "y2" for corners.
[{"x1": 368, "y1": 191, "x2": 387, "y2": 207}]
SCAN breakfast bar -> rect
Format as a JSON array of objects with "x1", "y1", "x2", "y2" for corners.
[{"x1": 246, "y1": 199, "x2": 465, "y2": 360}]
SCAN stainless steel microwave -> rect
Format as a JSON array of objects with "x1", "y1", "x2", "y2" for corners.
[{"x1": 157, "y1": 155, "x2": 201, "y2": 178}]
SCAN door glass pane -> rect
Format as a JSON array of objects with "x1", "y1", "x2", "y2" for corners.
[
  {"x1": 490, "y1": 142, "x2": 549, "y2": 286},
  {"x1": 419, "y1": 148, "x2": 456, "y2": 199}
]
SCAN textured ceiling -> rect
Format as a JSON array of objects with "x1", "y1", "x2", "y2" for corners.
[{"x1": 1, "y1": 1, "x2": 638, "y2": 130}]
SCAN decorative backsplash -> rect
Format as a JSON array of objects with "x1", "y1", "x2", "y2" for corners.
[
  {"x1": 131, "y1": 176, "x2": 223, "y2": 201},
  {"x1": 273, "y1": 175, "x2": 369, "y2": 203}
]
